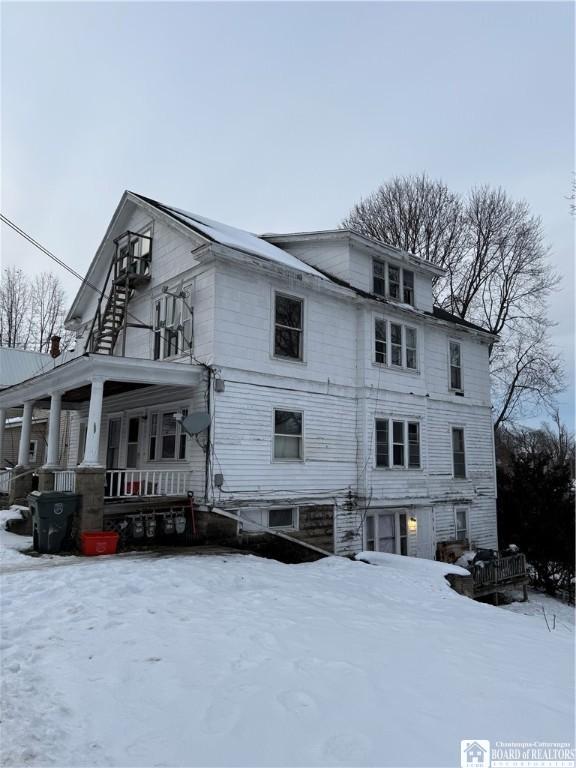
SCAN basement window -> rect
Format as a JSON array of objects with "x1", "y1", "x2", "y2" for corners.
[{"x1": 268, "y1": 507, "x2": 297, "y2": 529}]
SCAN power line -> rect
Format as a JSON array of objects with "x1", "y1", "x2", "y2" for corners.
[
  {"x1": 1, "y1": 211, "x2": 214, "y2": 373},
  {"x1": 2, "y1": 212, "x2": 168, "y2": 346}
]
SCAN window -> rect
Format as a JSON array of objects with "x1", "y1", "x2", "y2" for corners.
[
  {"x1": 392, "y1": 421, "x2": 405, "y2": 466},
  {"x1": 373, "y1": 260, "x2": 386, "y2": 297},
  {"x1": 28, "y1": 440, "x2": 38, "y2": 463},
  {"x1": 455, "y1": 507, "x2": 468, "y2": 541},
  {"x1": 375, "y1": 418, "x2": 421, "y2": 470},
  {"x1": 364, "y1": 511, "x2": 408, "y2": 555},
  {"x1": 274, "y1": 293, "x2": 303, "y2": 360},
  {"x1": 452, "y1": 427, "x2": 466, "y2": 478},
  {"x1": 407, "y1": 422, "x2": 420, "y2": 468},
  {"x1": 118, "y1": 229, "x2": 152, "y2": 278},
  {"x1": 153, "y1": 291, "x2": 193, "y2": 361},
  {"x1": 268, "y1": 507, "x2": 297, "y2": 529},
  {"x1": 372, "y1": 260, "x2": 415, "y2": 306},
  {"x1": 388, "y1": 265, "x2": 400, "y2": 299},
  {"x1": 274, "y1": 410, "x2": 303, "y2": 460},
  {"x1": 390, "y1": 323, "x2": 403, "y2": 366},
  {"x1": 77, "y1": 422, "x2": 87, "y2": 465},
  {"x1": 449, "y1": 341, "x2": 462, "y2": 391},
  {"x1": 375, "y1": 318, "x2": 387, "y2": 364},
  {"x1": 403, "y1": 270, "x2": 414, "y2": 305},
  {"x1": 148, "y1": 409, "x2": 188, "y2": 461},
  {"x1": 375, "y1": 419, "x2": 389, "y2": 467},
  {"x1": 374, "y1": 318, "x2": 418, "y2": 371},
  {"x1": 405, "y1": 327, "x2": 417, "y2": 369}
]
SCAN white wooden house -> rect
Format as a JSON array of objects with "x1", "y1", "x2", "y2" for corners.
[{"x1": 0, "y1": 191, "x2": 498, "y2": 557}]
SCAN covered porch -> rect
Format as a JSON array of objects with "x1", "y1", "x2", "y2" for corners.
[{"x1": 0, "y1": 353, "x2": 205, "y2": 531}]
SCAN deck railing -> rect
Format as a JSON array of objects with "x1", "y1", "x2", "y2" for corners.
[
  {"x1": 105, "y1": 469, "x2": 192, "y2": 498},
  {"x1": 0, "y1": 469, "x2": 12, "y2": 494},
  {"x1": 472, "y1": 553, "x2": 527, "y2": 588},
  {"x1": 54, "y1": 470, "x2": 77, "y2": 492}
]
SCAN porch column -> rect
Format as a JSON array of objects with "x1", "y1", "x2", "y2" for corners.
[
  {"x1": 17, "y1": 401, "x2": 34, "y2": 467},
  {"x1": 0, "y1": 408, "x2": 6, "y2": 465},
  {"x1": 80, "y1": 379, "x2": 105, "y2": 467},
  {"x1": 45, "y1": 391, "x2": 62, "y2": 467}
]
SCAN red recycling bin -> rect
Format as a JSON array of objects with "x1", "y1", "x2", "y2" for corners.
[{"x1": 80, "y1": 531, "x2": 119, "y2": 556}]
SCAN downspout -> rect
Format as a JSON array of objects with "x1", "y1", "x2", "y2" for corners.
[{"x1": 204, "y1": 366, "x2": 212, "y2": 504}]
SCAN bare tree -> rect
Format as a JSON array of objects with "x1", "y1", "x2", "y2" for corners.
[
  {"x1": 343, "y1": 175, "x2": 564, "y2": 428},
  {"x1": 0, "y1": 267, "x2": 72, "y2": 352},
  {"x1": 30, "y1": 272, "x2": 70, "y2": 353},
  {"x1": 0, "y1": 266, "x2": 33, "y2": 348}
]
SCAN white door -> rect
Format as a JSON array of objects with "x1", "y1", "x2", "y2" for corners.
[{"x1": 415, "y1": 508, "x2": 434, "y2": 560}]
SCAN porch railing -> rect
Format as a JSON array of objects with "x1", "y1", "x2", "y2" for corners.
[
  {"x1": 472, "y1": 553, "x2": 527, "y2": 588},
  {"x1": 0, "y1": 469, "x2": 12, "y2": 494},
  {"x1": 105, "y1": 469, "x2": 192, "y2": 498},
  {"x1": 54, "y1": 471, "x2": 77, "y2": 492}
]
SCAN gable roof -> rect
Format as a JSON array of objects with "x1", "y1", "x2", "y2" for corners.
[{"x1": 130, "y1": 193, "x2": 325, "y2": 279}]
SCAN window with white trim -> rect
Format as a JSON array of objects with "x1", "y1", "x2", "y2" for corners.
[
  {"x1": 375, "y1": 418, "x2": 421, "y2": 469},
  {"x1": 28, "y1": 440, "x2": 38, "y2": 464},
  {"x1": 374, "y1": 318, "x2": 418, "y2": 370},
  {"x1": 365, "y1": 511, "x2": 408, "y2": 555},
  {"x1": 455, "y1": 507, "x2": 468, "y2": 541},
  {"x1": 372, "y1": 260, "x2": 415, "y2": 306},
  {"x1": 268, "y1": 507, "x2": 297, "y2": 529},
  {"x1": 452, "y1": 427, "x2": 466, "y2": 478},
  {"x1": 273, "y1": 410, "x2": 303, "y2": 460},
  {"x1": 148, "y1": 409, "x2": 188, "y2": 461},
  {"x1": 153, "y1": 291, "x2": 193, "y2": 361},
  {"x1": 449, "y1": 341, "x2": 463, "y2": 391},
  {"x1": 274, "y1": 293, "x2": 303, "y2": 360}
]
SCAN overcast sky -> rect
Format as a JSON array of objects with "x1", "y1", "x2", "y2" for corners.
[{"x1": 1, "y1": 1, "x2": 574, "y2": 426}]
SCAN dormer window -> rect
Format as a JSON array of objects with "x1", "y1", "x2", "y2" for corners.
[{"x1": 372, "y1": 259, "x2": 415, "y2": 306}]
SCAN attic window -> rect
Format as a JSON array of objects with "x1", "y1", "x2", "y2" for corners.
[{"x1": 372, "y1": 260, "x2": 415, "y2": 306}]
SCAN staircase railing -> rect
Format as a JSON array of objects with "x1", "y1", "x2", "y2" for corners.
[{"x1": 84, "y1": 251, "x2": 117, "y2": 354}]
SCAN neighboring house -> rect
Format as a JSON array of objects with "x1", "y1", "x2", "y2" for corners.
[
  {"x1": 0, "y1": 191, "x2": 498, "y2": 557},
  {"x1": 0, "y1": 349, "x2": 74, "y2": 494}
]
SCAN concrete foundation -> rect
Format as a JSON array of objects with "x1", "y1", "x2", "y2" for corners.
[
  {"x1": 37, "y1": 469, "x2": 55, "y2": 492},
  {"x1": 75, "y1": 467, "x2": 106, "y2": 533}
]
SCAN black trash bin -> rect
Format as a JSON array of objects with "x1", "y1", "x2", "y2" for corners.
[{"x1": 27, "y1": 491, "x2": 79, "y2": 554}]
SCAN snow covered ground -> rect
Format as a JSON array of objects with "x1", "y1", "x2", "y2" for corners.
[{"x1": 1, "y1": 511, "x2": 574, "y2": 767}]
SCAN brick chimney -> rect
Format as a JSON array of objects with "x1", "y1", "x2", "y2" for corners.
[{"x1": 50, "y1": 335, "x2": 61, "y2": 359}]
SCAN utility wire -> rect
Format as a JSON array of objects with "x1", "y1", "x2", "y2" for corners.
[{"x1": 0, "y1": 212, "x2": 153, "y2": 333}]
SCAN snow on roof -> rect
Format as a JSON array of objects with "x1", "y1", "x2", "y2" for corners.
[
  {"x1": 0, "y1": 348, "x2": 54, "y2": 389},
  {"x1": 132, "y1": 194, "x2": 325, "y2": 279}
]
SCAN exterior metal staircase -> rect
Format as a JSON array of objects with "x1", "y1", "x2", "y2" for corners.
[{"x1": 86, "y1": 231, "x2": 152, "y2": 355}]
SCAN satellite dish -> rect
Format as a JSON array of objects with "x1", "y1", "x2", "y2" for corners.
[{"x1": 181, "y1": 412, "x2": 211, "y2": 436}]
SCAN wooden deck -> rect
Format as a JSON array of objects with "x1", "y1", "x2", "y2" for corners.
[{"x1": 472, "y1": 553, "x2": 529, "y2": 600}]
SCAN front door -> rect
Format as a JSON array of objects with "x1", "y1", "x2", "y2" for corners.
[
  {"x1": 365, "y1": 511, "x2": 408, "y2": 555},
  {"x1": 106, "y1": 418, "x2": 122, "y2": 468},
  {"x1": 126, "y1": 417, "x2": 140, "y2": 468}
]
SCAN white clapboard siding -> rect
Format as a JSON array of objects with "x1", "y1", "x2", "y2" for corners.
[{"x1": 56, "y1": 194, "x2": 498, "y2": 558}]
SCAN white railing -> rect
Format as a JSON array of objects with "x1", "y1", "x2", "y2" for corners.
[
  {"x1": 0, "y1": 469, "x2": 12, "y2": 494},
  {"x1": 105, "y1": 469, "x2": 192, "y2": 498},
  {"x1": 54, "y1": 470, "x2": 77, "y2": 492}
]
